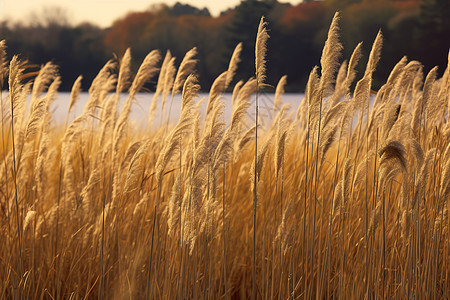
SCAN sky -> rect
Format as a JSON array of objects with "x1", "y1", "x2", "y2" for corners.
[{"x1": 0, "y1": 0, "x2": 300, "y2": 28}]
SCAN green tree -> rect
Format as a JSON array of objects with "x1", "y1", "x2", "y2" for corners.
[
  {"x1": 165, "y1": 2, "x2": 211, "y2": 17},
  {"x1": 223, "y1": 0, "x2": 276, "y2": 83},
  {"x1": 0, "y1": 19, "x2": 108, "y2": 90},
  {"x1": 274, "y1": 1, "x2": 327, "y2": 91},
  {"x1": 418, "y1": 0, "x2": 450, "y2": 74}
]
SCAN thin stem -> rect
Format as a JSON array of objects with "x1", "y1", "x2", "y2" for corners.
[
  {"x1": 146, "y1": 185, "x2": 161, "y2": 300},
  {"x1": 321, "y1": 134, "x2": 342, "y2": 298},
  {"x1": 165, "y1": 93, "x2": 176, "y2": 133},
  {"x1": 252, "y1": 86, "x2": 258, "y2": 300},
  {"x1": 309, "y1": 95, "x2": 323, "y2": 300},
  {"x1": 10, "y1": 90, "x2": 24, "y2": 292},
  {"x1": 302, "y1": 113, "x2": 311, "y2": 299},
  {"x1": 0, "y1": 87, "x2": 13, "y2": 291},
  {"x1": 222, "y1": 165, "x2": 228, "y2": 300},
  {"x1": 99, "y1": 171, "x2": 107, "y2": 300}
]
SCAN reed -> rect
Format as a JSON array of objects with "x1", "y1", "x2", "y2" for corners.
[{"x1": 0, "y1": 13, "x2": 448, "y2": 300}]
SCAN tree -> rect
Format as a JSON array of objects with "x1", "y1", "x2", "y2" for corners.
[
  {"x1": 275, "y1": 1, "x2": 327, "y2": 90},
  {"x1": 418, "y1": 0, "x2": 450, "y2": 74},
  {"x1": 104, "y1": 12, "x2": 154, "y2": 55},
  {"x1": 165, "y1": 2, "x2": 211, "y2": 17},
  {"x1": 29, "y1": 6, "x2": 70, "y2": 28},
  {"x1": 223, "y1": 0, "x2": 276, "y2": 83}
]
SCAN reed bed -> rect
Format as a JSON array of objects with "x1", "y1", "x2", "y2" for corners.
[{"x1": 0, "y1": 13, "x2": 449, "y2": 299}]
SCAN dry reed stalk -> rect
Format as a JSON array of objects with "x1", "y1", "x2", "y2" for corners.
[
  {"x1": 206, "y1": 71, "x2": 228, "y2": 125},
  {"x1": 297, "y1": 66, "x2": 319, "y2": 298},
  {"x1": 252, "y1": 15, "x2": 269, "y2": 300},
  {"x1": 160, "y1": 56, "x2": 176, "y2": 120},
  {"x1": 172, "y1": 48, "x2": 198, "y2": 97},
  {"x1": 0, "y1": 40, "x2": 6, "y2": 78},
  {"x1": 10, "y1": 81, "x2": 30, "y2": 140},
  {"x1": 166, "y1": 47, "x2": 198, "y2": 128},
  {"x1": 149, "y1": 51, "x2": 172, "y2": 129},
  {"x1": 116, "y1": 48, "x2": 132, "y2": 95},
  {"x1": 167, "y1": 173, "x2": 182, "y2": 236},
  {"x1": 147, "y1": 74, "x2": 198, "y2": 299},
  {"x1": 113, "y1": 50, "x2": 160, "y2": 186},
  {"x1": 346, "y1": 42, "x2": 363, "y2": 94},
  {"x1": 307, "y1": 67, "x2": 321, "y2": 133},
  {"x1": 226, "y1": 43, "x2": 243, "y2": 89},
  {"x1": 129, "y1": 50, "x2": 161, "y2": 97},
  {"x1": 444, "y1": 50, "x2": 450, "y2": 118},
  {"x1": 274, "y1": 110, "x2": 289, "y2": 182},
  {"x1": 275, "y1": 109, "x2": 291, "y2": 298},
  {"x1": 417, "y1": 67, "x2": 438, "y2": 143},
  {"x1": 319, "y1": 99, "x2": 348, "y2": 297},
  {"x1": 231, "y1": 78, "x2": 256, "y2": 131},
  {"x1": 231, "y1": 80, "x2": 244, "y2": 107},
  {"x1": 309, "y1": 12, "x2": 342, "y2": 299},
  {"x1": 326, "y1": 61, "x2": 347, "y2": 110},
  {"x1": 319, "y1": 12, "x2": 342, "y2": 97},
  {"x1": 354, "y1": 30, "x2": 382, "y2": 159},
  {"x1": 68, "y1": 75, "x2": 83, "y2": 116},
  {"x1": 380, "y1": 56, "x2": 407, "y2": 107},
  {"x1": 274, "y1": 75, "x2": 288, "y2": 112},
  {"x1": 30, "y1": 62, "x2": 58, "y2": 107},
  {"x1": 111, "y1": 50, "x2": 132, "y2": 211},
  {"x1": 0, "y1": 42, "x2": 11, "y2": 293},
  {"x1": 85, "y1": 60, "x2": 117, "y2": 116},
  {"x1": 8, "y1": 55, "x2": 25, "y2": 293},
  {"x1": 34, "y1": 114, "x2": 51, "y2": 198},
  {"x1": 122, "y1": 140, "x2": 150, "y2": 196}
]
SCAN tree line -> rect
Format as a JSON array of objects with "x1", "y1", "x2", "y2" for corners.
[{"x1": 0, "y1": 0, "x2": 448, "y2": 92}]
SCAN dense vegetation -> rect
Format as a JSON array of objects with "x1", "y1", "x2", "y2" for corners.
[
  {"x1": 1, "y1": 9, "x2": 449, "y2": 300},
  {"x1": 0, "y1": 0, "x2": 449, "y2": 92}
]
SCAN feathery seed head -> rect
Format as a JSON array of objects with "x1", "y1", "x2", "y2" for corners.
[
  {"x1": 129, "y1": 49, "x2": 161, "y2": 97},
  {"x1": 379, "y1": 140, "x2": 408, "y2": 173},
  {"x1": 116, "y1": 48, "x2": 132, "y2": 94},
  {"x1": 365, "y1": 30, "x2": 383, "y2": 77},
  {"x1": 226, "y1": 42, "x2": 242, "y2": 88},
  {"x1": 255, "y1": 16, "x2": 270, "y2": 88},
  {"x1": 319, "y1": 12, "x2": 342, "y2": 97},
  {"x1": 68, "y1": 75, "x2": 83, "y2": 115},
  {"x1": 274, "y1": 75, "x2": 287, "y2": 112},
  {"x1": 173, "y1": 47, "x2": 198, "y2": 96}
]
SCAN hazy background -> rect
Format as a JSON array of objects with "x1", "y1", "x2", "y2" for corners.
[
  {"x1": 1, "y1": 0, "x2": 285, "y2": 27},
  {"x1": 0, "y1": 0, "x2": 448, "y2": 92}
]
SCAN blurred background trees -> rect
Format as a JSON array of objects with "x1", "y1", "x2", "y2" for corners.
[{"x1": 0, "y1": 0, "x2": 448, "y2": 92}]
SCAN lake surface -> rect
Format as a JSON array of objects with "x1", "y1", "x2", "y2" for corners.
[{"x1": 52, "y1": 92, "x2": 305, "y2": 129}]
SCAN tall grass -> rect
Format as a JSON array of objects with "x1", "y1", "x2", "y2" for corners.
[{"x1": 0, "y1": 13, "x2": 449, "y2": 299}]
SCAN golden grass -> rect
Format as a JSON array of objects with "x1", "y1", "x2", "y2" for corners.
[{"x1": 0, "y1": 12, "x2": 449, "y2": 299}]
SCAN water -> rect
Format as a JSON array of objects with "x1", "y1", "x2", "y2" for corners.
[{"x1": 52, "y1": 92, "x2": 305, "y2": 129}]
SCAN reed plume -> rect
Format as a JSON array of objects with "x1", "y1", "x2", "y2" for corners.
[
  {"x1": 68, "y1": 75, "x2": 83, "y2": 116},
  {"x1": 0, "y1": 40, "x2": 7, "y2": 80},
  {"x1": 31, "y1": 62, "x2": 59, "y2": 106},
  {"x1": 274, "y1": 75, "x2": 288, "y2": 112},
  {"x1": 346, "y1": 42, "x2": 363, "y2": 93},
  {"x1": 149, "y1": 51, "x2": 172, "y2": 127},
  {"x1": 319, "y1": 12, "x2": 342, "y2": 97},
  {"x1": 226, "y1": 43, "x2": 243, "y2": 88},
  {"x1": 274, "y1": 109, "x2": 290, "y2": 180},
  {"x1": 172, "y1": 47, "x2": 198, "y2": 96},
  {"x1": 129, "y1": 50, "x2": 161, "y2": 96},
  {"x1": 8, "y1": 55, "x2": 25, "y2": 283},
  {"x1": 255, "y1": 16, "x2": 269, "y2": 88}
]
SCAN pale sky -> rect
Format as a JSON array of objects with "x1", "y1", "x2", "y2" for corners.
[{"x1": 0, "y1": 0, "x2": 300, "y2": 28}]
